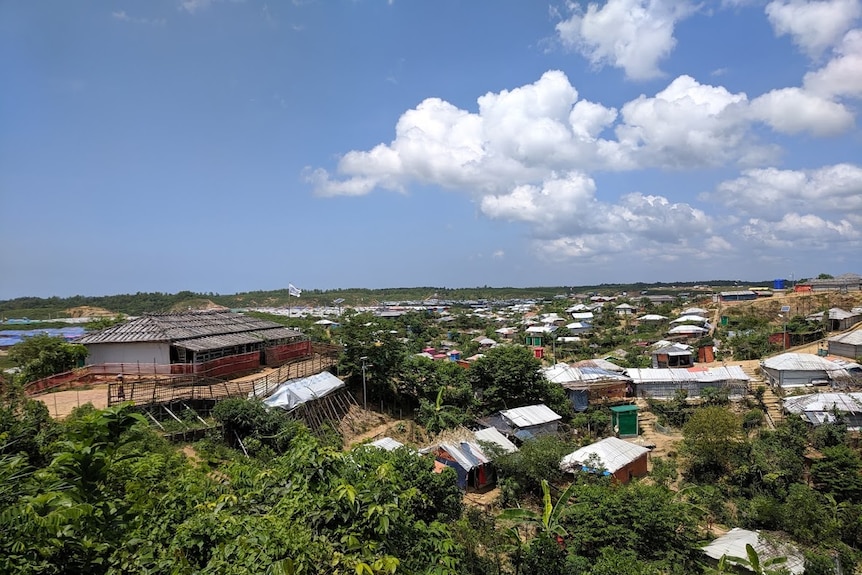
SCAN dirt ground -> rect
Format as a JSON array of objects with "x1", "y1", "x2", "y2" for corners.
[
  {"x1": 35, "y1": 385, "x2": 110, "y2": 418},
  {"x1": 64, "y1": 305, "x2": 116, "y2": 318}
]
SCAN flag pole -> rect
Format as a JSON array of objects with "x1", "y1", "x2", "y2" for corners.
[{"x1": 289, "y1": 282, "x2": 292, "y2": 318}]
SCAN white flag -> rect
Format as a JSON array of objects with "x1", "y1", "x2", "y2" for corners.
[{"x1": 288, "y1": 283, "x2": 302, "y2": 297}]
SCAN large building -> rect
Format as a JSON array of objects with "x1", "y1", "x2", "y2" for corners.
[{"x1": 77, "y1": 310, "x2": 309, "y2": 378}]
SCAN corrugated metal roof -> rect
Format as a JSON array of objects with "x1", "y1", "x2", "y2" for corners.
[
  {"x1": 761, "y1": 352, "x2": 848, "y2": 372},
  {"x1": 474, "y1": 427, "x2": 518, "y2": 453},
  {"x1": 682, "y1": 307, "x2": 708, "y2": 315},
  {"x1": 573, "y1": 358, "x2": 627, "y2": 372},
  {"x1": 560, "y1": 436, "x2": 650, "y2": 474},
  {"x1": 77, "y1": 311, "x2": 301, "y2": 347},
  {"x1": 626, "y1": 366, "x2": 749, "y2": 384},
  {"x1": 829, "y1": 329, "x2": 862, "y2": 346},
  {"x1": 783, "y1": 392, "x2": 862, "y2": 414},
  {"x1": 637, "y1": 314, "x2": 667, "y2": 321},
  {"x1": 500, "y1": 404, "x2": 562, "y2": 428},
  {"x1": 173, "y1": 327, "x2": 300, "y2": 351},
  {"x1": 652, "y1": 345, "x2": 692, "y2": 356},
  {"x1": 667, "y1": 324, "x2": 708, "y2": 334},
  {"x1": 670, "y1": 315, "x2": 709, "y2": 323},
  {"x1": 439, "y1": 441, "x2": 490, "y2": 471},
  {"x1": 542, "y1": 364, "x2": 630, "y2": 387}
]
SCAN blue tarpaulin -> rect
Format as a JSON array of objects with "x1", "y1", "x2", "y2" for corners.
[{"x1": 0, "y1": 327, "x2": 86, "y2": 347}]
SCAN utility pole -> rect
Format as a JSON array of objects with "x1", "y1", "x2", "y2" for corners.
[{"x1": 360, "y1": 356, "x2": 370, "y2": 410}]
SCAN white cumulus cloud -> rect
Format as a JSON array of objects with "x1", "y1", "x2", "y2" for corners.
[
  {"x1": 804, "y1": 28, "x2": 862, "y2": 98},
  {"x1": 480, "y1": 173, "x2": 710, "y2": 259},
  {"x1": 556, "y1": 0, "x2": 696, "y2": 80},
  {"x1": 615, "y1": 75, "x2": 757, "y2": 168},
  {"x1": 765, "y1": 0, "x2": 862, "y2": 56},
  {"x1": 741, "y1": 213, "x2": 861, "y2": 248},
  {"x1": 713, "y1": 163, "x2": 862, "y2": 214},
  {"x1": 749, "y1": 87, "x2": 855, "y2": 135}
]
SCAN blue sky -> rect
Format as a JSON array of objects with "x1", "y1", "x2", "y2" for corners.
[{"x1": 1, "y1": 0, "x2": 860, "y2": 300}]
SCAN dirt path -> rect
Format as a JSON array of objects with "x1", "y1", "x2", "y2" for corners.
[{"x1": 34, "y1": 385, "x2": 109, "y2": 419}]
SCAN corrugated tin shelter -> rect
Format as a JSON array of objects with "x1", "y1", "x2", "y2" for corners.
[
  {"x1": 667, "y1": 324, "x2": 708, "y2": 337},
  {"x1": 626, "y1": 366, "x2": 750, "y2": 399},
  {"x1": 702, "y1": 528, "x2": 804, "y2": 575},
  {"x1": 573, "y1": 358, "x2": 627, "y2": 373},
  {"x1": 637, "y1": 314, "x2": 667, "y2": 323},
  {"x1": 807, "y1": 308, "x2": 862, "y2": 332},
  {"x1": 651, "y1": 344, "x2": 694, "y2": 368},
  {"x1": 828, "y1": 329, "x2": 862, "y2": 359},
  {"x1": 670, "y1": 315, "x2": 709, "y2": 324},
  {"x1": 682, "y1": 307, "x2": 708, "y2": 316},
  {"x1": 761, "y1": 353, "x2": 853, "y2": 389},
  {"x1": 805, "y1": 273, "x2": 862, "y2": 292},
  {"x1": 719, "y1": 290, "x2": 757, "y2": 302},
  {"x1": 559, "y1": 436, "x2": 650, "y2": 483},
  {"x1": 543, "y1": 363, "x2": 631, "y2": 411},
  {"x1": 77, "y1": 311, "x2": 307, "y2": 377},
  {"x1": 783, "y1": 392, "x2": 862, "y2": 430},
  {"x1": 434, "y1": 441, "x2": 494, "y2": 490},
  {"x1": 499, "y1": 404, "x2": 562, "y2": 438}
]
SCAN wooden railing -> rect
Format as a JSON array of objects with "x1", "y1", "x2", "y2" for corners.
[{"x1": 105, "y1": 344, "x2": 341, "y2": 407}]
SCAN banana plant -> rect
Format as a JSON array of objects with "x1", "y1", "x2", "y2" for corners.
[
  {"x1": 723, "y1": 543, "x2": 788, "y2": 575},
  {"x1": 498, "y1": 479, "x2": 577, "y2": 538}
]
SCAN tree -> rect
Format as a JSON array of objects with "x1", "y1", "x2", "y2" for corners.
[
  {"x1": 416, "y1": 387, "x2": 468, "y2": 434},
  {"x1": 469, "y1": 345, "x2": 569, "y2": 415},
  {"x1": 493, "y1": 434, "x2": 577, "y2": 499},
  {"x1": 811, "y1": 444, "x2": 862, "y2": 503},
  {"x1": 682, "y1": 406, "x2": 743, "y2": 480},
  {"x1": 8, "y1": 334, "x2": 88, "y2": 384},
  {"x1": 338, "y1": 311, "x2": 406, "y2": 403}
]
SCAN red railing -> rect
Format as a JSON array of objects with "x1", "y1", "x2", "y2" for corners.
[{"x1": 24, "y1": 340, "x2": 326, "y2": 397}]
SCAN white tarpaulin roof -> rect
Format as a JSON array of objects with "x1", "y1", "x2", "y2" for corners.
[
  {"x1": 474, "y1": 427, "x2": 518, "y2": 453},
  {"x1": 263, "y1": 371, "x2": 345, "y2": 411},
  {"x1": 500, "y1": 404, "x2": 562, "y2": 428},
  {"x1": 702, "y1": 528, "x2": 804, "y2": 574},
  {"x1": 560, "y1": 436, "x2": 650, "y2": 474}
]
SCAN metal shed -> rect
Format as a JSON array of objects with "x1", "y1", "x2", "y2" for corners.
[
  {"x1": 499, "y1": 404, "x2": 562, "y2": 438},
  {"x1": 761, "y1": 353, "x2": 851, "y2": 389},
  {"x1": 560, "y1": 436, "x2": 650, "y2": 483},
  {"x1": 626, "y1": 366, "x2": 749, "y2": 399},
  {"x1": 828, "y1": 329, "x2": 862, "y2": 359}
]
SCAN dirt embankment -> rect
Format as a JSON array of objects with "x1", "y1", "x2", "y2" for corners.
[{"x1": 64, "y1": 306, "x2": 116, "y2": 318}]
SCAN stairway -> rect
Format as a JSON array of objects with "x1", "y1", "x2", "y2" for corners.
[{"x1": 739, "y1": 363, "x2": 783, "y2": 428}]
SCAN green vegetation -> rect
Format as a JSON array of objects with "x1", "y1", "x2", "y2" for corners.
[{"x1": 7, "y1": 334, "x2": 87, "y2": 384}]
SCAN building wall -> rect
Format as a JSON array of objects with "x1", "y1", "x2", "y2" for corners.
[
  {"x1": 763, "y1": 367, "x2": 830, "y2": 388},
  {"x1": 264, "y1": 340, "x2": 313, "y2": 364},
  {"x1": 85, "y1": 342, "x2": 170, "y2": 370},
  {"x1": 611, "y1": 454, "x2": 648, "y2": 483},
  {"x1": 639, "y1": 380, "x2": 747, "y2": 399},
  {"x1": 829, "y1": 341, "x2": 862, "y2": 359}
]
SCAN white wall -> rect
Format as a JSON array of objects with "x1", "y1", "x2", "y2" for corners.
[{"x1": 85, "y1": 342, "x2": 170, "y2": 371}]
